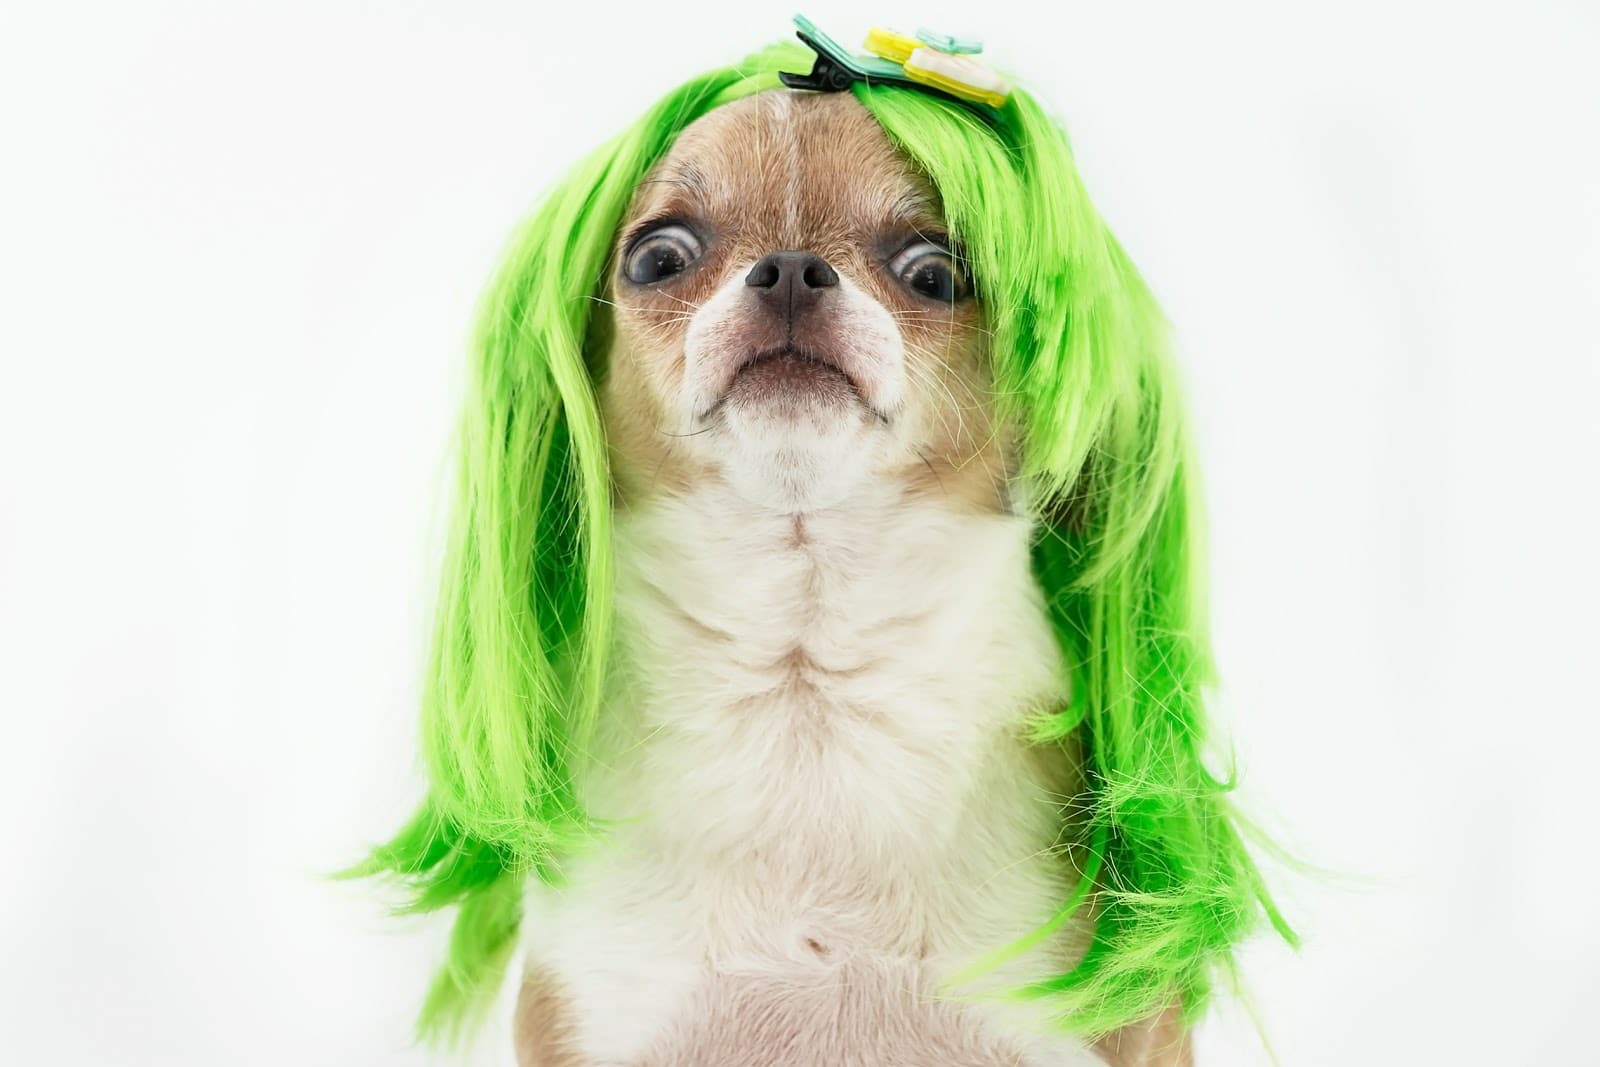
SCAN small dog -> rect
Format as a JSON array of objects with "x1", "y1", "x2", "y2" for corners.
[
  {"x1": 358, "y1": 30, "x2": 1279, "y2": 1067},
  {"x1": 512, "y1": 90, "x2": 1186, "y2": 1066}
]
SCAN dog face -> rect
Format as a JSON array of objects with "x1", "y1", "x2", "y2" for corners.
[{"x1": 599, "y1": 90, "x2": 1007, "y2": 511}]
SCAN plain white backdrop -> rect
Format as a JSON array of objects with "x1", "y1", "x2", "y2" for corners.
[{"x1": 2, "y1": 2, "x2": 1597, "y2": 1064}]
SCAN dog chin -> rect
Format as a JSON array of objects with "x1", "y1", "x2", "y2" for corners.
[{"x1": 715, "y1": 402, "x2": 884, "y2": 511}]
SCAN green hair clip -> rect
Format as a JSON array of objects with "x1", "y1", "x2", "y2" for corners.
[{"x1": 779, "y1": 14, "x2": 1011, "y2": 111}]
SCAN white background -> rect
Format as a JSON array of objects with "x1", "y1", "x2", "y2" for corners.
[{"x1": 2, "y1": 2, "x2": 1597, "y2": 1064}]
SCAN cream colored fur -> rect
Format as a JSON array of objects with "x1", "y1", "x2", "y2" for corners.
[{"x1": 521, "y1": 482, "x2": 1101, "y2": 1066}]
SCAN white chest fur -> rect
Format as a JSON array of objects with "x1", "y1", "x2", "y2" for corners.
[{"x1": 521, "y1": 484, "x2": 1102, "y2": 1065}]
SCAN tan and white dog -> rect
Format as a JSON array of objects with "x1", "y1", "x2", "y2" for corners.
[{"x1": 513, "y1": 89, "x2": 1189, "y2": 1067}]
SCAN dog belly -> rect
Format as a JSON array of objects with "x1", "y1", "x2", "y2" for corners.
[
  {"x1": 520, "y1": 847, "x2": 1102, "y2": 1067},
  {"x1": 632, "y1": 954, "x2": 1080, "y2": 1067},
  {"x1": 519, "y1": 950, "x2": 1103, "y2": 1067}
]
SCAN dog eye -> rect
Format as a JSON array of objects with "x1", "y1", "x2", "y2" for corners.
[
  {"x1": 888, "y1": 239, "x2": 969, "y2": 303},
  {"x1": 623, "y1": 224, "x2": 703, "y2": 285}
]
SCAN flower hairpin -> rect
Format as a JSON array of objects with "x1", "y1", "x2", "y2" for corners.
[{"x1": 778, "y1": 14, "x2": 1011, "y2": 112}]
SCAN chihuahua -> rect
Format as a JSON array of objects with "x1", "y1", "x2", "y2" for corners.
[{"x1": 508, "y1": 88, "x2": 1191, "y2": 1067}]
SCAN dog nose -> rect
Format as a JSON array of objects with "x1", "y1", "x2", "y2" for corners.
[{"x1": 745, "y1": 251, "x2": 839, "y2": 317}]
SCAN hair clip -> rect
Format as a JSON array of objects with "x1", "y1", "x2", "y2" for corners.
[{"x1": 779, "y1": 14, "x2": 1011, "y2": 112}]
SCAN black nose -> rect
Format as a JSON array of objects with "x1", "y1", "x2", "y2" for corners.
[{"x1": 745, "y1": 251, "x2": 839, "y2": 319}]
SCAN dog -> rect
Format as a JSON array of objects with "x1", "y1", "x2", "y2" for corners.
[{"x1": 507, "y1": 88, "x2": 1192, "y2": 1067}]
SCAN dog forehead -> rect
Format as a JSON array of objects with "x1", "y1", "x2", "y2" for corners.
[{"x1": 631, "y1": 89, "x2": 939, "y2": 244}]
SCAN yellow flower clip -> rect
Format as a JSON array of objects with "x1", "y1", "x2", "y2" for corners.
[{"x1": 864, "y1": 25, "x2": 1010, "y2": 109}]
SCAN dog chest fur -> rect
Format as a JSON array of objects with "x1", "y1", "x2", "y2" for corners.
[{"x1": 520, "y1": 483, "x2": 1103, "y2": 1065}]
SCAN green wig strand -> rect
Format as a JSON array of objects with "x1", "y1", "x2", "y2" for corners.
[{"x1": 351, "y1": 40, "x2": 1289, "y2": 1045}]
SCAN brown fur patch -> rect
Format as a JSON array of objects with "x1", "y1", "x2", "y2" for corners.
[
  {"x1": 1093, "y1": 1003, "x2": 1193, "y2": 1067},
  {"x1": 514, "y1": 970, "x2": 584, "y2": 1067}
]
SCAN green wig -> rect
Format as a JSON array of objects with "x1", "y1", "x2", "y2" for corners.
[{"x1": 351, "y1": 38, "x2": 1290, "y2": 1046}]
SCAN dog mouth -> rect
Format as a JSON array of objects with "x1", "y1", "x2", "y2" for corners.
[{"x1": 722, "y1": 344, "x2": 865, "y2": 411}]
